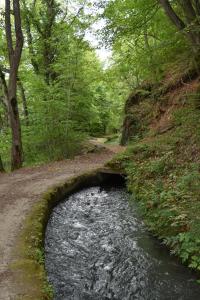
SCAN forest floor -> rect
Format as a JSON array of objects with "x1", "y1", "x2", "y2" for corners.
[{"x1": 0, "y1": 141, "x2": 124, "y2": 299}]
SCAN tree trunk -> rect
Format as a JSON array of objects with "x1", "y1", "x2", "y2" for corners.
[
  {"x1": 5, "y1": 0, "x2": 24, "y2": 170},
  {"x1": 23, "y1": 0, "x2": 58, "y2": 83},
  {"x1": 0, "y1": 67, "x2": 9, "y2": 125},
  {"x1": 159, "y1": 0, "x2": 200, "y2": 52},
  {"x1": 0, "y1": 66, "x2": 9, "y2": 110},
  {"x1": 159, "y1": 0, "x2": 186, "y2": 30},
  {"x1": 43, "y1": 0, "x2": 58, "y2": 84},
  {"x1": 0, "y1": 155, "x2": 5, "y2": 172},
  {"x1": 180, "y1": 0, "x2": 200, "y2": 47},
  {"x1": 8, "y1": 82, "x2": 23, "y2": 170},
  {"x1": 181, "y1": 0, "x2": 197, "y2": 22},
  {"x1": 18, "y1": 79, "x2": 29, "y2": 125},
  {"x1": 194, "y1": 0, "x2": 200, "y2": 15},
  {"x1": 21, "y1": 0, "x2": 39, "y2": 74}
]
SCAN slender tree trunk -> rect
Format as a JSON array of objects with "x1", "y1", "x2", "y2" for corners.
[
  {"x1": 43, "y1": 0, "x2": 58, "y2": 84},
  {"x1": 0, "y1": 109, "x2": 5, "y2": 172},
  {"x1": 180, "y1": 0, "x2": 200, "y2": 47},
  {"x1": 181, "y1": 0, "x2": 197, "y2": 22},
  {"x1": 159, "y1": 0, "x2": 186, "y2": 30},
  {"x1": 18, "y1": 79, "x2": 29, "y2": 125},
  {"x1": 0, "y1": 67, "x2": 9, "y2": 110},
  {"x1": 159, "y1": 0, "x2": 200, "y2": 52},
  {"x1": 0, "y1": 155, "x2": 5, "y2": 172},
  {"x1": 8, "y1": 73, "x2": 23, "y2": 169},
  {"x1": 1, "y1": 66, "x2": 28, "y2": 126},
  {"x1": 0, "y1": 67, "x2": 9, "y2": 125},
  {"x1": 21, "y1": 0, "x2": 39, "y2": 74},
  {"x1": 194, "y1": 0, "x2": 200, "y2": 15},
  {"x1": 5, "y1": 0, "x2": 24, "y2": 170},
  {"x1": 0, "y1": 97, "x2": 9, "y2": 127},
  {"x1": 25, "y1": 0, "x2": 57, "y2": 83}
]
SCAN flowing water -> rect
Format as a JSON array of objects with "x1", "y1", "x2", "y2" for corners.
[{"x1": 45, "y1": 185, "x2": 200, "y2": 300}]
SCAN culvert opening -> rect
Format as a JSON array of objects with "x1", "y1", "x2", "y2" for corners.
[
  {"x1": 45, "y1": 170, "x2": 200, "y2": 300},
  {"x1": 98, "y1": 170, "x2": 126, "y2": 188}
]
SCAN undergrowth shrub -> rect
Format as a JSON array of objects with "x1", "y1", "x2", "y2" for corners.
[{"x1": 117, "y1": 99, "x2": 200, "y2": 273}]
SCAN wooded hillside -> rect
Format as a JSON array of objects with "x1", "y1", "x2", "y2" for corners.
[{"x1": 1, "y1": 0, "x2": 200, "y2": 172}]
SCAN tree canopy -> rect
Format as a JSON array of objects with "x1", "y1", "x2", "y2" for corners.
[{"x1": 0, "y1": 0, "x2": 199, "y2": 170}]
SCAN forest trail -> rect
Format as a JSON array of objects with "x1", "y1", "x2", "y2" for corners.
[{"x1": 0, "y1": 142, "x2": 124, "y2": 300}]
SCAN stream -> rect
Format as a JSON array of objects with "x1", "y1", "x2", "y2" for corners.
[{"x1": 45, "y1": 185, "x2": 200, "y2": 300}]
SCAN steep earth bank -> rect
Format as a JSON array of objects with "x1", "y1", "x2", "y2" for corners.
[{"x1": 110, "y1": 67, "x2": 200, "y2": 275}]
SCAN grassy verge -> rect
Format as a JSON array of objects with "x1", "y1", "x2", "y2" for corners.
[{"x1": 108, "y1": 94, "x2": 200, "y2": 274}]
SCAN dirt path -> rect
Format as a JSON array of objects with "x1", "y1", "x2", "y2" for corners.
[{"x1": 0, "y1": 144, "x2": 124, "y2": 299}]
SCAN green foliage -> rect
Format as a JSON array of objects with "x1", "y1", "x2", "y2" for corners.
[
  {"x1": 1, "y1": 0, "x2": 199, "y2": 169},
  {"x1": 115, "y1": 96, "x2": 200, "y2": 273},
  {"x1": 0, "y1": 0, "x2": 125, "y2": 169},
  {"x1": 102, "y1": 0, "x2": 189, "y2": 85},
  {"x1": 35, "y1": 248, "x2": 45, "y2": 265},
  {"x1": 164, "y1": 232, "x2": 200, "y2": 270}
]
